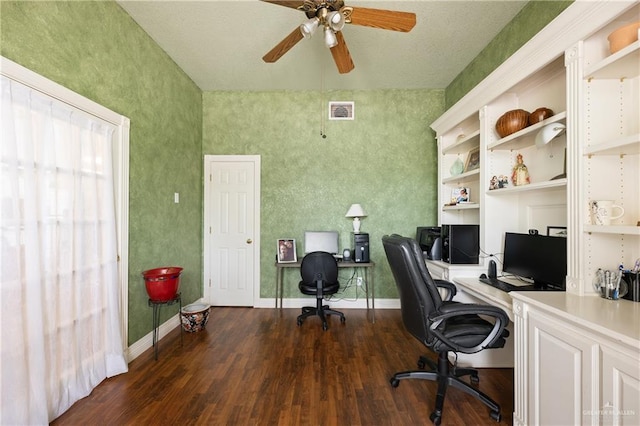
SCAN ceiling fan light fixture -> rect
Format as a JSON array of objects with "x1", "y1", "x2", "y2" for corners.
[
  {"x1": 327, "y1": 10, "x2": 345, "y2": 31},
  {"x1": 300, "y1": 17, "x2": 320, "y2": 38},
  {"x1": 324, "y1": 26, "x2": 338, "y2": 48}
]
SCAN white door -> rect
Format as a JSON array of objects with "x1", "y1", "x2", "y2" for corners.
[{"x1": 204, "y1": 155, "x2": 260, "y2": 306}]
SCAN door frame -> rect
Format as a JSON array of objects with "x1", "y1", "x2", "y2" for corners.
[{"x1": 203, "y1": 155, "x2": 261, "y2": 306}]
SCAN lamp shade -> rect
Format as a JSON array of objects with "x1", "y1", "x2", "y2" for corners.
[
  {"x1": 327, "y1": 11, "x2": 345, "y2": 31},
  {"x1": 535, "y1": 123, "x2": 566, "y2": 148},
  {"x1": 300, "y1": 17, "x2": 319, "y2": 38},
  {"x1": 324, "y1": 26, "x2": 338, "y2": 48},
  {"x1": 345, "y1": 204, "x2": 366, "y2": 218}
]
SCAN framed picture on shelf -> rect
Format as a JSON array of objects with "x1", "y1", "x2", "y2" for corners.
[
  {"x1": 464, "y1": 147, "x2": 480, "y2": 172},
  {"x1": 547, "y1": 226, "x2": 567, "y2": 237},
  {"x1": 277, "y1": 239, "x2": 297, "y2": 263},
  {"x1": 451, "y1": 187, "x2": 470, "y2": 203}
]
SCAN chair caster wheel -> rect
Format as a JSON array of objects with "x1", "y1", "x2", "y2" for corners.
[
  {"x1": 471, "y1": 373, "x2": 480, "y2": 384},
  {"x1": 389, "y1": 378, "x2": 400, "y2": 388},
  {"x1": 417, "y1": 359, "x2": 426, "y2": 369},
  {"x1": 429, "y1": 412, "x2": 442, "y2": 425},
  {"x1": 490, "y1": 410, "x2": 501, "y2": 422},
  {"x1": 297, "y1": 319, "x2": 303, "y2": 326},
  {"x1": 322, "y1": 323, "x2": 328, "y2": 331},
  {"x1": 340, "y1": 317, "x2": 346, "y2": 324}
]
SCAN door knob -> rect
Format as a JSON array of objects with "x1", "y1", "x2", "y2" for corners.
[{"x1": 246, "y1": 239, "x2": 253, "y2": 244}]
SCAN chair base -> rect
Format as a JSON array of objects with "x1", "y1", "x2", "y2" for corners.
[
  {"x1": 418, "y1": 355, "x2": 479, "y2": 384},
  {"x1": 390, "y1": 352, "x2": 501, "y2": 425},
  {"x1": 297, "y1": 298, "x2": 345, "y2": 331}
]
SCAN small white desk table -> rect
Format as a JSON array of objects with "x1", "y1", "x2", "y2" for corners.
[{"x1": 275, "y1": 261, "x2": 376, "y2": 322}]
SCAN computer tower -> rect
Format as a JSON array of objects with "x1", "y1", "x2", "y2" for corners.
[
  {"x1": 354, "y1": 233, "x2": 370, "y2": 263},
  {"x1": 441, "y1": 224, "x2": 479, "y2": 264},
  {"x1": 416, "y1": 226, "x2": 442, "y2": 260}
]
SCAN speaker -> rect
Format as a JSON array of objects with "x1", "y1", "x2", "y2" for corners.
[
  {"x1": 488, "y1": 259, "x2": 497, "y2": 278},
  {"x1": 343, "y1": 248, "x2": 352, "y2": 262},
  {"x1": 354, "y1": 233, "x2": 370, "y2": 263},
  {"x1": 441, "y1": 224, "x2": 479, "y2": 264},
  {"x1": 622, "y1": 272, "x2": 639, "y2": 302}
]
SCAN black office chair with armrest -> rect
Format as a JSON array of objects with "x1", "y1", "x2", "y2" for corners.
[
  {"x1": 382, "y1": 234, "x2": 509, "y2": 425},
  {"x1": 297, "y1": 251, "x2": 346, "y2": 331}
]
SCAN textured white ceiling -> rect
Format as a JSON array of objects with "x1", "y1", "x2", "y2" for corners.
[{"x1": 117, "y1": 0, "x2": 528, "y2": 91}]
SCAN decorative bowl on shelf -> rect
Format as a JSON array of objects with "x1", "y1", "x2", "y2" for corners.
[
  {"x1": 495, "y1": 109, "x2": 530, "y2": 138},
  {"x1": 607, "y1": 21, "x2": 640, "y2": 54},
  {"x1": 529, "y1": 107, "x2": 554, "y2": 125}
]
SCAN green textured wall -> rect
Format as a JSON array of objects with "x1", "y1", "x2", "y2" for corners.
[
  {"x1": 445, "y1": 0, "x2": 572, "y2": 109},
  {"x1": 1, "y1": 1, "x2": 203, "y2": 345},
  {"x1": 203, "y1": 90, "x2": 443, "y2": 299},
  {"x1": 0, "y1": 0, "x2": 570, "y2": 344}
]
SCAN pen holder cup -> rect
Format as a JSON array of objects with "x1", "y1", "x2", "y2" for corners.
[{"x1": 593, "y1": 269, "x2": 628, "y2": 300}]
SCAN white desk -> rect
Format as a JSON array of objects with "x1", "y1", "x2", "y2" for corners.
[
  {"x1": 453, "y1": 277, "x2": 515, "y2": 321},
  {"x1": 450, "y1": 275, "x2": 640, "y2": 424},
  {"x1": 510, "y1": 292, "x2": 640, "y2": 426}
]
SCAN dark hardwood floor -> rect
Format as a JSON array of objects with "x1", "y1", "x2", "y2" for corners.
[{"x1": 52, "y1": 308, "x2": 513, "y2": 425}]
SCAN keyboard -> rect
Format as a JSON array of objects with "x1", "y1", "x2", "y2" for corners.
[{"x1": 479, "y1": 277, "x2": 538, "y2": 292}]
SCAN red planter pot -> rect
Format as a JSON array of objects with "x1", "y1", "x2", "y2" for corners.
[{"x1": 142, "y1": 267, "x2": 183, "y2": 302}]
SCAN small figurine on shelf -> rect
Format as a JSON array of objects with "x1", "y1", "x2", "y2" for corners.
[
  {"x1": 489, "y1": 176, "x2": 499, "y2": 190},
  {"x1": 511, "y1": 153, "x2": 530, "y2": 186}
]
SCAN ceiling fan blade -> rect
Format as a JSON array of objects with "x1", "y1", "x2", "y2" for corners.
[
  {"x1": 263, "y1": 27, "x2": 305, "y2": 63},
  {"x1": 330, "y1": 32, "x2": 355, "y2": 74},
  {"x1": 260, "y1": 1, "x2": 304, "y2": 10},
  {"x1": 347, "y1": 7, "x2": 416, "y2": 32}
]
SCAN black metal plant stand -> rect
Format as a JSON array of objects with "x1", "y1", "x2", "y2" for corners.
[{"x1": 148, "y1": 293, "x2": 183, "y2": 360}]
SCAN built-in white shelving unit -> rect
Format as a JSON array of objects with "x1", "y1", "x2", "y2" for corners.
[
  {"x1": 571, "y1": 15, "x2": 640, "y2": 295},
  {"x1": 432, "y1": 3, "x2": 639, "y2": 296},
  {"x1": 431, "y1": 3, "x2": 640, "y2": 424}
]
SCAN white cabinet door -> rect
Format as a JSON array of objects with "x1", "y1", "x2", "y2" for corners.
[
  {"x1": 600, "y1": 346, "x2": 640, "y2": 426},
  {"x1": 527, "y1": 310, "x2": 599, "y2": 426}
]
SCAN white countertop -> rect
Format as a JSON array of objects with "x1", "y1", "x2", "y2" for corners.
[
  {"x1": 453, "y1": 277, "x2": 640, "y2": 350},
  {"x1": 510, "y1": 291, "x2": 640, "y2": 350}
]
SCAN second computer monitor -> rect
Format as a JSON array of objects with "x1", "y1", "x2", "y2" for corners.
[{"x1": 304, "y1": 231, "x2": 339, "y2": 255}]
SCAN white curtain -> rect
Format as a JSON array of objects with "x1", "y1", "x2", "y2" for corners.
[{"x1": 1, "y1": 75, "x2": 128, "y2": 425}]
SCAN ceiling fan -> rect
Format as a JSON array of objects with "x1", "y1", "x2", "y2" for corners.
[{"x1": 261, "y1": 0, "x2": 416, "y2": 74}]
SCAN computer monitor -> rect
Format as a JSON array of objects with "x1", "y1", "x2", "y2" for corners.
[
  {"x1": 502, "y1": 232, "x2": 567, "y2": 290},
  {"x1": 304, "y1": 231, "x2": 339, "y2": 255}
]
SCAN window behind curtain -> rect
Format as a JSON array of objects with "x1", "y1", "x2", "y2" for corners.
[{"x1": 1, "y1": 59, "x2": 129, "y2": 424}]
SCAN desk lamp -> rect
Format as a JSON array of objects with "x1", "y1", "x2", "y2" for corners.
[
  {"x1": 535, "y1": 122, "x2": 565, "y2": 148},
  {"x1": 345, "y1": 204, "x2": 367, "y2": 233},
  {"x1": 535, "y1": 123, "x2": 566, "y2": 179}
]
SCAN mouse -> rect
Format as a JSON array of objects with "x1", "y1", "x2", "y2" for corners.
[{"x1": 479, "y1": 273, "x2": 487, "y2": 279}]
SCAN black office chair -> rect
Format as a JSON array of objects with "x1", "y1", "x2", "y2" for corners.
[
  {"x1": 297, "y1": 251, "x2": 346, "y2": 331},
  {"x1": 382, "y1": 234, "x2": 509, "y2": 425}
]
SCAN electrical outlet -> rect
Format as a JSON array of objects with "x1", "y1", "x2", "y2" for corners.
[{"x1": 356, "y1": 277, "x2": 363, "y2": 287}]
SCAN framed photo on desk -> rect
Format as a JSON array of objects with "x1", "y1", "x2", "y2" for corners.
[{"x1": 277, "y1": 239, "x2": 297, "y2": 263}]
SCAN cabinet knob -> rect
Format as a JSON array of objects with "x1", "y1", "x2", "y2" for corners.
[{"x1": 246, "y1": 238, "x2": 253, "y2": 244}]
